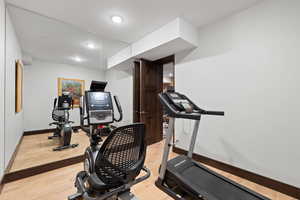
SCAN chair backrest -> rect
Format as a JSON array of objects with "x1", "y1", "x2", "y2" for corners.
[{"x1": 95, "y1": 123, "x2": 146, "y2": 187}]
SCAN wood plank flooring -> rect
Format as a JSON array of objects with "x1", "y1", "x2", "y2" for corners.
[
  {"x1": 10, "y1": 131, "x2": 90, "y2": 172},
  {"x1": 1, "y1": 141, "x2": 296, "y2": 200}
]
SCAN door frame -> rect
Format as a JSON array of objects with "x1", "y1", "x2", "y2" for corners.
[
  {"x1": 158, "y1": 56, "x2": 175, "y2": 143},
  {"x1": 133, "y1": 55, "x2": 175, "y2": 144}
]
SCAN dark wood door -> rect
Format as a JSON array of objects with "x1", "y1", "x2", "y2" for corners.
[
  {"x1": 133, "y1": 61, "x2": 141, "y2": 123},
  {"x1": 133, "y1": 59, "x2": 163, "y2": 144}
]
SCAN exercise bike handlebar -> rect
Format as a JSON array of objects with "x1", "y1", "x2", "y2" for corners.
[
  {"x1": 71, "y1": 99, "x2": 74, "y2": 110},
  {"x1": 53, "y1": 98, "x2": 57, "y2": 109},
  {"x1": 113, "y1": 95, "x2": 123, "y2": 122}
]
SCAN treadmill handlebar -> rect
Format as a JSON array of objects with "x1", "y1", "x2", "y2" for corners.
[{"x1": 203, "y1": 110, "x2": 225, "y2": 116}]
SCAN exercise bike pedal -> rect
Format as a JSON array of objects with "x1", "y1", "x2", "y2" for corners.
[
  {"x1": 73, "y1": 128, "x2": 79, "y2": 133},
  {"x1": 48, "y1": 135, "x2": 60, "y2": 140},
  {"x1": 53, "y1": 143, "x2": 79, "y2": 151},
  {"x1": 71, "y1": 144, "x2": 79, "y2": 148},
  {"x1": 68, "y1": 192, "x2": 83, "y2": 200}
]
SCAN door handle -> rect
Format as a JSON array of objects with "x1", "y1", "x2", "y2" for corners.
[{"x1": 135, "y1": 111, "x2": 148, "y2": 114}]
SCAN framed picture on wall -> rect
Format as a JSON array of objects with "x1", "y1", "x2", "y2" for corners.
[
  {"x1": 58, "y1": 78, "x2": 85, "y2": 108},
  {"x1": 15, "y1": 60, "x2": 23, "y2": 113}
]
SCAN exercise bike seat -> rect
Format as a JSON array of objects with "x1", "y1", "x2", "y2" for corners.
[
  {"x1": 49, "y1": 122, "x2": 60, "y2": 126},
  {"x1": 87, "y1": 173, "x2": 111, "y2": 190},
  {"x1": 52, "y1": 110, "x2": 66, "y2": 122},
  {"x1": 87, "y1": 123, "x2": 146, "y2": 192}
]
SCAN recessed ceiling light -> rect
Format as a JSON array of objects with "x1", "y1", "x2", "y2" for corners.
[
  {"x1": 73, "y1": 56, "x2": 82, "y2": 62},
  {"x1": 87, "y1": 43, "x2": 96, "y2": 49},
  {"x1": 169, "y1": 73, "x2": 173, "y2": 77},
  {"x1": 111, "y1": 15, "x2": 123, "y2": 24}
]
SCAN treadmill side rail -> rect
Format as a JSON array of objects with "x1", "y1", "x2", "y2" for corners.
[
  {"x1": 159, "y1": 118, "x2": 175, "y2": 180},
  {"x1": 187, "y1": 119, "x2": 200, "y2": 158}
]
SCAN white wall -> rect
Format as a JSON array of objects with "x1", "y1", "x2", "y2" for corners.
[
  {"x1": 23, "y1": 59, "x2": 105, "y2": 131},
  {"x1": 105, "y1": 68, "x2": 133, "y2": 125},
  {"x1": 175, "y1": 0, "x2": 300, "y2": 187},
  {"x1": 0, "y1": 0, "x2": 5, "y2": 179},
  {"x1": 4, "y1": 9, "x2": 23, "y2": 168}
]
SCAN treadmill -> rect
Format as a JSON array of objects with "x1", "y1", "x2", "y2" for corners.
[{"x1": 155, "y1": 90, "x2": 270, "y2": 200}]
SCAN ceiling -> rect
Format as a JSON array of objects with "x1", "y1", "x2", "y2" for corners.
[
  {"x1": 7, "y1": 6, "x2": 128, "y2": 69},
  {"x1": 7, "y1": 0, "x2": 262, "y2": 69},
  {"x1": 7, "y1": 0, "x2": 261, "y2": 43}
]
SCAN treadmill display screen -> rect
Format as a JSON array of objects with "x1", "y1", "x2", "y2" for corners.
[{"x1": 170, "y1": 93, "x2": 180, "y2": 98}]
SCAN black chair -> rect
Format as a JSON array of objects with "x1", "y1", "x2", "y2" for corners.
[{"x1": 69, "y1": 123, "x2": 150, "y2": 200}]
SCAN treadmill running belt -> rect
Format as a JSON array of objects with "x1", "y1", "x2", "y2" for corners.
[{"x1": 182, "y1": 165, "x2": 264, "y2": 200}]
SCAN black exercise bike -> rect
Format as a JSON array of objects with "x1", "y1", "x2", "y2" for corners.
[
  {"x1": 68, "y1": 81, "x2": 150, "y2": 200},
  {"x1": 48, "y1": 92, "x2": 78, "y2": 151}
]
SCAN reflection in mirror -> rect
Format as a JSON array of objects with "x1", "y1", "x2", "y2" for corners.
[{"x1": 6, "y1": 4, "x2": 129, "y2": 174}]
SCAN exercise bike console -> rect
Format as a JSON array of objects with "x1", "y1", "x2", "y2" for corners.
[{"x1": 85, "y1": 91, "x2": 114, "y2": 125}]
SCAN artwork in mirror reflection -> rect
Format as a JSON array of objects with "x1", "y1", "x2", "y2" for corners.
[{"x1": 58, "y1": 78, "x2": 85, "y2": 107}]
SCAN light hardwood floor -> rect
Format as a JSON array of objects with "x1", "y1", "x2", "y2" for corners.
[
  {"x1": 10, "y1": 131, "x2": 90, "y2": 172},
  {"x1": 1, "y1": 141, "x2": 296, "y2": 200}
]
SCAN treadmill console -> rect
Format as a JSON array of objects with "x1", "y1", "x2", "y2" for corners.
[
  {"x1": 85, "y1": 91, "x2": 114, "y2": 125},
  {"x1": 159, "y1": 91, "x2": 224, "y2": 120},
  {"x1": 166, "y1": 92, "x2": 195, "y2": 113}
]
